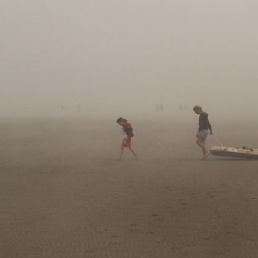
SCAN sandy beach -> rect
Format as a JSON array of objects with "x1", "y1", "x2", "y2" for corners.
[{"x1": 0, "y1": 117, "x2": 258, "y2": 258}]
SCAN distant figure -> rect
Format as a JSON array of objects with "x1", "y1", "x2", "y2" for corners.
[
  {"x1": 78, "y1": 104, "x2": 81, "y2": 111},
  {"x1": 193, "y1": 105, "x2": 213, "y2": 159},
  {"x1": 116, "y1": 117, "x2": 137, "y2": 160},
  {"x1": 156, "y1": 103, "x2": 164, "y2": 112},
  {"x1": 160, "y1": 104, "x2": 164, "y2": 112},
  {"x1": 61, "y1": 105, "x2": 64, "y2": 112}
]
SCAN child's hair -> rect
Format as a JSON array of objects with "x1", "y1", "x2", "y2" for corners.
[
  {"x1": 193, "y1": 105, "x2": 202, "y2": 112},
  {"x1": 117, "y1": 117, "x2": 127, "y2": 123}
]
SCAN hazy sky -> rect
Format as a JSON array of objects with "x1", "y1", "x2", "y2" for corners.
[{"x1": 0, "y1": 0, "x2": 257, "y2": 116}]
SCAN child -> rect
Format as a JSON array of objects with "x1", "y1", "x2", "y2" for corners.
[
  {"x1": 116, "y1": 117, "x2": 138, "y2": 160},
  {"x1": 193, "y1": 105, "x2": 213, "y2": 159}
]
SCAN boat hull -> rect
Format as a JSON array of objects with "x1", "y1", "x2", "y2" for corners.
[{"x1": 210, "y1": 146, "x2": 258, "y2": 159}]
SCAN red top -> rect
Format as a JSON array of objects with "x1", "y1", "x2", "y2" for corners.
[{"x1": 123, "y1": 123, "x2": 134, "y2": 138}]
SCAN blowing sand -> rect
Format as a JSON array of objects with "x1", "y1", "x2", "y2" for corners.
[{"x1": 0, "y1": 117, "x2": 258, "y2": 258}]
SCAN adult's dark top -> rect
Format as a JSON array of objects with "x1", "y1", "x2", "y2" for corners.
[{"x1": 198, "y1": 112, "x2": 212, "y2": 132}]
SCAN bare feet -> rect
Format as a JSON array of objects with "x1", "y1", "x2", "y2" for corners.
[{"x1": 202, "y1": 152, "x2": 210, "y2": 160}]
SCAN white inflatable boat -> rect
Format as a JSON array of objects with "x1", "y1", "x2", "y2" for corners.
[{"x1": 210, "y1": 146, "x2": 258, "y2": 159}]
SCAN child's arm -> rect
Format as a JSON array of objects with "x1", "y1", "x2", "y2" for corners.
[{"x1": 124, "y1": 123, "x2": 133, "y2": 137}]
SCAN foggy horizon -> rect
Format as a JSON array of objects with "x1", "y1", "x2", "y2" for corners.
[
  {"x1": 1, "y1": 0, "x2": 257, "y2": 119},
  {"x1": 2, "y1": 3, "x2": 258, "y2": 256}
]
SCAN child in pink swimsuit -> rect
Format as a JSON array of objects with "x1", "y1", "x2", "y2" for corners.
[{"x1": 116, "y1": 117, "x2": 138, "y2": 160}]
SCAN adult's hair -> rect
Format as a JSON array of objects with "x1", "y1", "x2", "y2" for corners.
[
  {"x1": 193, "y1": 105, "x2": 202, "y2": 112},
  {"x1": 117, "y1": 117, "x2": 127, "y2": 123}
]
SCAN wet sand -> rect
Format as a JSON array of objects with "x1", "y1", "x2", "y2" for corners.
[{"x1": 0, "y1": 117, "x2": 258, "y2": 258}]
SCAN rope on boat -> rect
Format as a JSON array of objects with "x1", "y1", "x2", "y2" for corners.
[{"x1": 211, "y1": 135, "x2": 225, "y2": 147}]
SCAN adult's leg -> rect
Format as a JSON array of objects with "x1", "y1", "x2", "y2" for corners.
[{"x1": 196, "y1": 138, "x2": 209, "y2": 158}]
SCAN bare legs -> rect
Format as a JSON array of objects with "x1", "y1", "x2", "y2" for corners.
[
  {"x1": 196, "y1": 138, "x2": 210, "y2": 159},
  {"x1": 128, "y1": 147, "x2": 138, "y2": 160},
  {"x1": 117, "y1": 145, "x2": 124, "y2": 160},
  {"x1": 117, "y1": 146, "x2": 138, "y2": 160}
]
